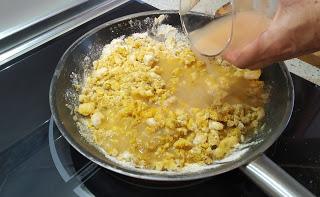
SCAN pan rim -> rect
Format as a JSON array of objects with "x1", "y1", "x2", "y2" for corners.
[{"x1": 49, "y1": 10, "x2": 295, "y2": 181}]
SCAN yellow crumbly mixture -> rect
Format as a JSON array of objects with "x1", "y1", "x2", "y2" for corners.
[{"x1": 76, "y1": 32, "x2": 268, "y2": 171}]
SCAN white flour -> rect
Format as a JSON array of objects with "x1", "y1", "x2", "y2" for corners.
[{"x1": 101, "y1": 18, "x2": 189, "y2": 61}]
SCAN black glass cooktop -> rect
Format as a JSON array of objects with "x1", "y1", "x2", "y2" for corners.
[{"x1": 0, "y1": 1, "x2": 319, "y2": 196}]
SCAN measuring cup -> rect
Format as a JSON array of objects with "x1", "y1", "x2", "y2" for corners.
[{"x1": 179, "y1": 0, "x2": 278, "y2": 57}]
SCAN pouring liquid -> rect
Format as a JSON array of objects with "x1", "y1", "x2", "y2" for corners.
[{"x1": 189, "y1": 10, "x2": 272, "y2": 56}]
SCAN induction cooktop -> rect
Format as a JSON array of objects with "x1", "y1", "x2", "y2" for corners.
[{"x1": 0, "y1": 1, "x2": 319, "y2": 196}]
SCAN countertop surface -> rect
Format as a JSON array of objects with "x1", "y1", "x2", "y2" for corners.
[
  {"x1": 141, "y1": 0, "x2": 320, "y2": 86},
  {"x1": 0, "y1": 0, "x2": 87, "y2": 40}
]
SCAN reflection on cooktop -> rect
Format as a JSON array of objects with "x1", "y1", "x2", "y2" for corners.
[
  {"x1": 70, "y1": 146, "x2": 267, "y2": 197},
  {"x1": 266, "y1": 74, "x2": 320, "y2": 195}
]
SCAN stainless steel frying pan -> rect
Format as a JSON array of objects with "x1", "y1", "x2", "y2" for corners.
[{"x1": 49, "y1": 10, "x2": 315, "y2": 197}]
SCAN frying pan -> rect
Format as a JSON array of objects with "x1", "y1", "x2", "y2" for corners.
[{"x1": 49, "y1": 10, "x2": 314, "y2": 197}]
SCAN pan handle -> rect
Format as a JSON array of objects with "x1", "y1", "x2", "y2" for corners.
[{"x1": 240, "y1": 154, "x2": 315, "y2": 197}]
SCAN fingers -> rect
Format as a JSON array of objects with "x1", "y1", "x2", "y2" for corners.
[
  {"x1": 223, "y1": 40, "x2": 262, "y2": 68},
  {"x1": 223, "y1": 0, "x2": 320, "y2": 69},
  {"x1": 223, "y1": 24, "x2": 299, "y2": 69},
  {"x1": 223, "y1": 30, "x2": 275, "y2": 69}
]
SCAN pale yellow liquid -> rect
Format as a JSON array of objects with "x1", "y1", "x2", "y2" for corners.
[{"x1": 190, "y1": 11, "x2": 271, "y2": 56}]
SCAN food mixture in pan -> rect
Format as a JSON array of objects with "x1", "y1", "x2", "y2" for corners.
[{"x1": 75, "y1": 24, "x2": 269, "y2": 171}]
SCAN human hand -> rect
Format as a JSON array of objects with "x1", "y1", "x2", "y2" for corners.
[{"x1": 223, "y1": 0, "x2": 320, "y2": 69}]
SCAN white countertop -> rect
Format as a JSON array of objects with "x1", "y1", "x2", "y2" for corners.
[
  {"x1": 142, "y1": 0, "x2": 320, "y2": 86},
  {"x1": 0, "y1": 0, "x2": 87, "y2": 40}
]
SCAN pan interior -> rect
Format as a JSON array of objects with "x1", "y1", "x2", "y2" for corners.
[{"x1": 50, "y1": 11, "x2": 293, "y2": 181}]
